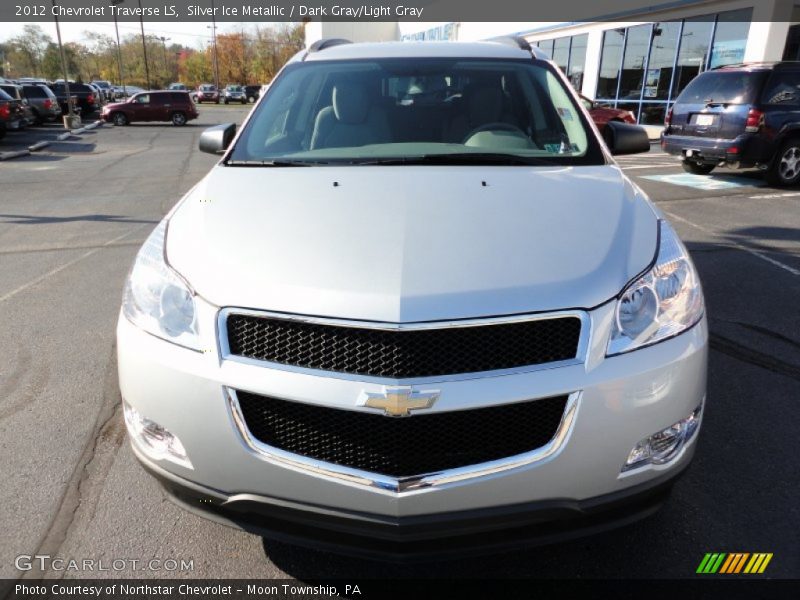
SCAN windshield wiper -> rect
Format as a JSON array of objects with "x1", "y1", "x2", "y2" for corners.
[
  {"x1": 352, "y1": 153, "x2": 555, "y2": 166},
  {"x1": 226, "y1": 159, "x2": 318, "y2": 167}
]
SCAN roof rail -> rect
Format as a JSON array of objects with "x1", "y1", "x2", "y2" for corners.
[
  {"x1": 492, "y1": 36, "x2": 533, "y2": 53},
  {"x1": 711, "y1": 61, "x2": 776, "y2": 70},
  {"x1": 307, "y1": 38, "x2": 352, "y2": 53}
]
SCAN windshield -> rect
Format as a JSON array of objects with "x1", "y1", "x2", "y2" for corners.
[
  {"x1": 229, "y1": 58, "x2": 603, "y2": 166},
  {"x1": 201, "y1": 85, "x2": 216, "y2": 91},
  {"x1": 676, "y1": 70, "x2": 768, "y2": 105},
  {"x1": 227, "y1": 85, "x2": 242, "y2": 91}
]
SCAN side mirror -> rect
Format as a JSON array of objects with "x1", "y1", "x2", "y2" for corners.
[
  {"x1": 199, "y1": 123, "x2": 236, "y2": 155},
  {"x1": 604, "y1": 121, "x2": 650, "y2": 155}
]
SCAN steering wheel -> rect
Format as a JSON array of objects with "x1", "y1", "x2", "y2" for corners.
[{"x1": 463, "y1": 122, "x2": 528, "y2": 144}]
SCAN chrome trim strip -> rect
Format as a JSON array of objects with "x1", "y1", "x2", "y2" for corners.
[
  {"x1": 227, "y1": 389, "x2": 581, "y2": 494},
  {"x1": 217, "y1": 308, "x2": 590, "y2": 384}
]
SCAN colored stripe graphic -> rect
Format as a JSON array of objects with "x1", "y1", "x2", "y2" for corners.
[{"x1": 698, "y1": 552, "x2": 773, "y2": 574}]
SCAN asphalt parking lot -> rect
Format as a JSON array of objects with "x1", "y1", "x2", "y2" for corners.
[{"x1": 0, "y1": 112, "x2": 798, "y2": 581}]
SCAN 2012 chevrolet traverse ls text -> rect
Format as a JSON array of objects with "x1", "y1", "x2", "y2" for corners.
[{"x1": 117, "y1": 39, "x2": 708, "y2": 560}]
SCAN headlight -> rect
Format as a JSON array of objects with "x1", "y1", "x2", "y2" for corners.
[
  {"x1": 122, "y1": 220, "x2": 201, "y2": 350},
  {"x1": 607, "y1": 220, "x2": 704, "y2": 355}
]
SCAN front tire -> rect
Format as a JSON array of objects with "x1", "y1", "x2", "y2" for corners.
[
  {"x1": 766, "y1": 139, "x2": 800, "y2": 186},
  {"x1": 681, "y1": 161, "x2": 715, "y2": 175},
  {"x1": 112, "y1": 112, "x2": 128, "y2": 126},
  {"x1": 171, "y1": 112, "x2": 187, "y2": 126}
]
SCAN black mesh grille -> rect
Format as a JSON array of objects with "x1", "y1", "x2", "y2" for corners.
[
  {"x1": 226, "y1": 314, "x2": 581, "y2": 378},
  {"x1": 236, "y1": 391, "x2": 569, "y2": 478}
]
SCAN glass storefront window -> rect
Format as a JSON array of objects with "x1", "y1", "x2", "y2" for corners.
[
  {"x1": 594, "y1": 9, "x2": 753, "y2": 124},
  {"x1": 597, "y1": 29, "x2": 625, "y2": 99},
  {"x1": 569, "y1": 34, "x2": 588, "y2": 90},
  {"x1": 552, "y1": 37, "x2": 571, "y2": 72},
  {"x1": 671, "y1": 17, "x2": 714, "y2": 101},
  {"x1": 619, "y1": 24, "x2": 652, "y2": 102},
  {"x1": 538, "y1": 39, "x2": 554, "y2": 59},
  {"x1": 644, "y1": 21, "x2": 680, "y2": 101},
  {"x1": 710, "y1": 9, "x2": 752, "y2": 69}
]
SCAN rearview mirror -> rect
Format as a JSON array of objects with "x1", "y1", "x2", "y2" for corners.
[
  {"x1": 199, "y1": 123, "x2": 236, "y2": 155},
  {"x1": 604, "y1": 121, "x2": 650, "y2": 155}
]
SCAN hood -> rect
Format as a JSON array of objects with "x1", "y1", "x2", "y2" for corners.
[{"x1": 166, "y1": 165, "x2": 658, "y2": 322}]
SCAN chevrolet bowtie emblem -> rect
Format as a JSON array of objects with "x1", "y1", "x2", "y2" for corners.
[{"x1": 360, "y1": 386, "x2": 440, "y2": 417}]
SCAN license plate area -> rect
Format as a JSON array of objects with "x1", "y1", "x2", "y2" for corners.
[{"x1": 691, "y1": 113, "x2": 718, "y2": 127}]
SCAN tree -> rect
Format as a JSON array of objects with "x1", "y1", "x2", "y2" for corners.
[{"x1": 9, "y1": 24, "x2": 51, "y2": 76}]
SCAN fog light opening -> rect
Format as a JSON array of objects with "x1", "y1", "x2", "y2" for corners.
[
  {"x1": 623, "y1": 403, "x2": 703, "y2": 472},
  {"x1": 123, "y1": 402, "x2": 193, "y2": 469}
]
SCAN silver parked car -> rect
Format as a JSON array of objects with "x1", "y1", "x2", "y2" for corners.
[
  {"x1": 118, "y1": 39, "x2": 708, "y2": 559},
  {"x1": 223, "y1": 84, "x2": 247, "y2": 104}
]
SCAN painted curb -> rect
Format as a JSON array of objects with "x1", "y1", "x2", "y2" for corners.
[
  {"x1": 0, "y1": 149, "x2": 32, "y2": 161},
  {"x1": 56, "y1": 132, "x2": 72, "y2": 141},
  {"x1": 71, "y1": 127, "x2": 87, "y2": 135},
  {"x1": 28, "y1": 141, "x2": 51, "y2": 152}
]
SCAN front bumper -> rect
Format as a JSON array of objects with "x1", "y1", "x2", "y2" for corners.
[
  {"x1": 118, "y1": 302, "x2": 707, "y2": 551},
  {"x1": 139, "y1": 445, "x2": 687, "y2": 561}
]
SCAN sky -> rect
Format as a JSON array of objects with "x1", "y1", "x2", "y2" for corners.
[{"x1": 0, "y1": 21, "x2": 265, "y2": 49}]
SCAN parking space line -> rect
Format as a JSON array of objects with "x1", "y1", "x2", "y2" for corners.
[
  {"x1": 0, "y1": 225, "x2": 148, "y2": 304},
  {"x1": 748, "y1": 192, "x2": 800, "y2": 199},
  {"x1": 662, "y1": 209, "x2": 800, "y2": 276}
]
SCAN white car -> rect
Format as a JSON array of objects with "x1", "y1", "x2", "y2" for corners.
[{"x1": 118, "y1": 38, "x2": 707, "y2": 559}]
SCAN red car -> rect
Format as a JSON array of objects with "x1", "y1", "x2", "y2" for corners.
[
  {"x1": 196, "y1": 84, "x2": 220, "y2": 104},
  {"x1": 580, "y1": 95, "x2": 637, "y2": 129},
  {"x1": 101, "y1": 91, "x2": 198, "y2": 126}
]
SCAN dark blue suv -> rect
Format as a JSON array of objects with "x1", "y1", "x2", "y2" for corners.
[{"x1": 662, "y1": 62, "x2": 800, "y2": 186}]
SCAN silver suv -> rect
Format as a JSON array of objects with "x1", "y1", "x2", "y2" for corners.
[
  {"x1": 117, "y1": 39, "x2": 707, "y2": 559},
  {"x1": 223, "y1": 84, "x2": 247, "y2": 104}
]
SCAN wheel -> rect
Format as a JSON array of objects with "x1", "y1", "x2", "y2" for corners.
[
  {"x1": 0, "y1": 128, "x2": 6, "y2": 140},
  {"x1": 112, "y1": 112, "x2": 128, "y2": 126},
  {"x1": 215, "y1": 99, "x2": 219, "y2": 104},
  {"x1": 681, "y1": 161, "x2": 715, "y2": 175},
  {"x1": 248, "y1": 96, "x2": 255, "y2": 103},
  {"x1": 224, "y1": 99, "x2": 229, "y2": 105},
  {"x1": 171, "y1": 112, "x2": 187, "y2": 126},
  {"x1": 766, "y1": 139, "x2": 800, "y2": 186}
]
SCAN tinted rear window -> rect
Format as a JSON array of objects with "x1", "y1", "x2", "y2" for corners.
[
  {"x1": 0, "y1": 86, "x2": 20, "y2": 99},
  {"x1": 676, "y1": 70, "x2": 768, "y2": 104},
  {"x1": 23, "y1": 85, "x2": 48, "y2": 98}
]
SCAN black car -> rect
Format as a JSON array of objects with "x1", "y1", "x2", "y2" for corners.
[
  {"x1": 0, "y1": 83, "x2": 35, "y2": 127},
  {"x1": 0, "y1": 87, "x2": 25, "y2": 139},
  {"x1": 49, "y1": 82, "x2": 98, "y2": 116},
  {"x1": 662, "y1": 61, "x2": 800, "y2": 186},
  {"x1": 245, "y1": 85, "x2": 262, "y2": 103}
]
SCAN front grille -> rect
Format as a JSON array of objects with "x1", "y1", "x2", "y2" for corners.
[
  {"x1": 236, "y1": 391, "x2": 569, "y2": 478},
  {"x1": 226, "y1": 313, "x2": 581, "y2": 379}
]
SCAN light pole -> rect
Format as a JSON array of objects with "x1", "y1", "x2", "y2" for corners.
[
  {"x1": 208, "y1": 2, "x2": 220, "y2": 90},
  {"x1": 51, "y1": 0, "x2": 76, "y2": 126},
  {"x1": 111, "y1": 0, "x2": 127, "y2": 97},
  {"x1": 137, "y1": 0, "x2": 151, "y2": 89},
  {"x1": 157, "y1": 36, "x2": 170, "y2": 85}
]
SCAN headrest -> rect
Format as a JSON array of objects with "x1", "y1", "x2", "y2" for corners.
[{"x1": 333, "y1": 83, "x2": 370, "y2": 124}]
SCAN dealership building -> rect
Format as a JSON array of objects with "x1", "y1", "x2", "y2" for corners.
[{"x1": 306, "y1": 0, "x2": 800, "y2": 125}]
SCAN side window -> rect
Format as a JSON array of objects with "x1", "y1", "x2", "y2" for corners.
[
  {"x1": 151, "y1": 94, "x2": 166, "y2": 105},
  {"x1": 763, "y1": 71, "x2": 800, "y2": 105},
  {"x1": 135, "y1": 94, "x2": 150, "y2": 104}
]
